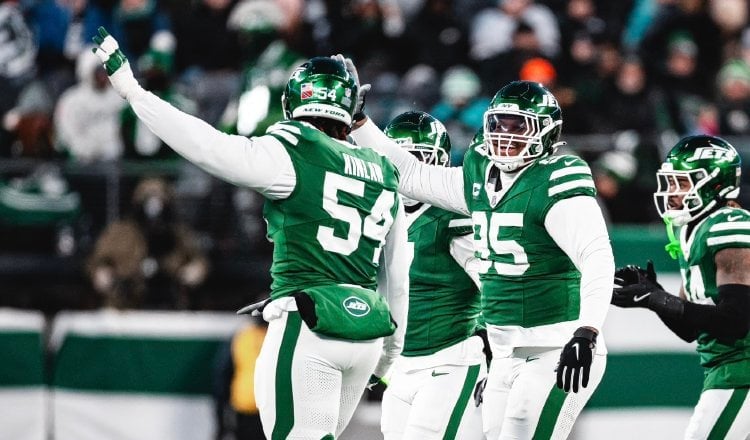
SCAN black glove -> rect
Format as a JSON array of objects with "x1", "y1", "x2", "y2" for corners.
[
  {"x1": 366, "y1": 374, "x2": 387, "y2": 392},
  {"x1": 556, "y1": 327, "x2": 597, "y2": 393},
  {"x1": 613, "y1": 260, "x2": 662, "y2": 308},
  {"x1": 473, "y1": 377, "x2": 487, "y2": 407},
  {"x1": 474, "y1": 328, "x2": 492, "y2": 367},
  {"x1": 612, "y1": 261, "x2": 684, "y2": 316},
  {"x1": 614, "y1": 260, "x2": 663, "y2": 290}
]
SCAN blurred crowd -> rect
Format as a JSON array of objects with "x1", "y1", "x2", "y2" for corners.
[{"x1": 3, "y1": 0, "x2": 750, "y2": 309}]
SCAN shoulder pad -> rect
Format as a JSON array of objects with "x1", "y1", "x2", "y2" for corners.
[
  {"x1": 540, "y1": 155, "x2": 595, "y2": 198},
  {"x1": 704, "y1": 207, "x2": 750, "y2": 249},
  {"x1": 266, "y1": 120, "x2": 323, "y2": 146}
]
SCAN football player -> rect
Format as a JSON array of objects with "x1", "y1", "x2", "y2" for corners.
[
  {"x1": 350, "y1": 72, "x2": 614, "y2": 438},
  {"x1": 92, "y1": 28, "x2": 410, "y2": 439},
  {"x1": 612, "y1": 135, "x2": 750, "y2": 440},
  {"x1": 378, "y1": 111, "x2": 486, "y2": 440}
]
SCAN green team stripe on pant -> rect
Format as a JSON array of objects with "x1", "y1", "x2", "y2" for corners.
[
  {"x1": 272, "y1": 312, "x2": 303, "y2": 440},
  {"x1": 443, "y1": 364, "x2": 481, "y2": 440},
  {"x1": 532, "y1": 385, "x2": 567, "y2": 439},
  {"x1": 708, "y1": 388, "x2": 750, "y2": 440}
]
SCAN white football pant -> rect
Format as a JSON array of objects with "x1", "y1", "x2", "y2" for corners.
[
  {"x1": 685, "y1": 388, "x2": 750, "y2": 439},
  {"x1": 483, "y1": 346, "x2": 606, "y2": 440},
  {"x1": 381, "y1": 337, "x2": 487, "y2": 439},
  {"x1": 255, "y1": 309, "x2": 382, "y2": 439}
]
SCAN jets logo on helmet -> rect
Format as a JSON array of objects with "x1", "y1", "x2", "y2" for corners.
[
  {"x1": 686, "y1": 144, "x2": 736, "y2": 162},
  {"x1": 654, "y1": 135, "x2": 742, "y2": 226},
  {"x1": 483, "y1": 81, "x2": 564, "y2": 172},
  {"x1": 281, "y1": 57, "x2": 358, "y2": 126}
]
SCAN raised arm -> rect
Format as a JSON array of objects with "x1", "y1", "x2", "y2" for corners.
[
  {"x1": 351, "y1": 118, "x2": 469, "y2": 216},
  {"x1": 374, "y1": 199, "x2": 410, "y2": 378},
  {"x1": 92, "y1": 27, "x2": 295, "y2": 200}
]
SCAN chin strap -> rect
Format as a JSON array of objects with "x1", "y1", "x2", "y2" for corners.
[{"x1": 664, "y1": 217, "x2": 682, "y2": 260}]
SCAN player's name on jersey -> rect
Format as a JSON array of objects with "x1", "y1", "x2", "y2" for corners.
[{"x1": 343, "y1": 153, "x2": 384, "y2": 183}]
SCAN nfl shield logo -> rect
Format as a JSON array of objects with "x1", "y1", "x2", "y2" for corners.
[{"x1": 301, "y1": 83, "x2": 313, "y2": 100}]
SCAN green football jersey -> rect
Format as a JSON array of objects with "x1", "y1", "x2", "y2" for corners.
[
  {"x1": 262, "y1": 121, "x2": 401, "y2": 299},
  {"x1": 403, "y1": 205, "x2": 481, "y2": 356},
  {"x1": 461, "y1": 146, "x2": 597, "y2": 327},
  {"x1": 677, "y1": 206, "x2": 750, "y2": 389}
]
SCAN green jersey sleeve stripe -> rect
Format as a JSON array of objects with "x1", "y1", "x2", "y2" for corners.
[
  {"x1": 268, "y1": 122, "x2": 302, "y2": 135},
  {"x1": 268, "y1": 130, "x2": 299, "y2": 146},
  {"x1": 548, "y1": 179, "x2": 595, "y2": 197},
  {"x1": 709, "y1": 222, "x2": 750, "y2": 232},
  {"x1": 448, "y1": 218, "x2": 472, "y2": 228},
  {"x1": 549, "y1": 166, "x2": 591, "y2": 180},
  {"x1": 706, "y1": 235, "x2": 750, "y2": 246}
]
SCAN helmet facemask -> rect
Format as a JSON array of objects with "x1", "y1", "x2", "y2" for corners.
[
  {"x1": 483, "y1": 108, "x2": 562, "y2": 172},
  {"x1": 654, "y1": 167, "x2": 714, "y2": 226},
  {"x1": 403, "y1": 142, "x2": 449, "y2": 166}
]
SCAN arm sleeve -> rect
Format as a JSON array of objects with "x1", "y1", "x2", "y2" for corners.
[
  {"x1": 656, "y1": 313, "x2": 700, "y2": 343},
  {"x1": 373, "y1": 199, "x2": 410, "y2": 378},
  {"x1": 128, "y1": 88, "x2": 296, "y2": 200},
  {"x1": 450, "y1": 233, "x2": 482, "y2": 288},
  {"x1": 679, "y1": 285, "x2": 750, "y2": 341},
  {"x1": 544, "y1": 196, "x2": 614, "y2": 333},
  {"x1": 351, "y1": 119, "x2": 469, "y2": 215}
]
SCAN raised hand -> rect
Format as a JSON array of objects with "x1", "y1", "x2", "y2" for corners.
[
  {"x1": 91, "y1": 26, "x2": 139, "y2": 99},
  {"x1": 331, "y1": 54, "x2": 370, "y2": 122}
]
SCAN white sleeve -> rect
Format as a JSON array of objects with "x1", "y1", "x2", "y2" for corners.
[
  {"x1": 373, "y1": 199, "x2": 410, "y2": 378},
  {"x1": 544, "y1": 196, "x2": 613, "y2": 333},
  {"x1": 449, "y1": 233, "x2": 482, "y2": 289},
  {"x1": 351, "y1": 119, "x2": 469, "y2": 216},
  {"x1": 128, "y1": 88, "x2": 296, "y2": 200}
]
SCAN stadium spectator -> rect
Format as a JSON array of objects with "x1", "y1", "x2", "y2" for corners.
[
  {"x1": 638, "y1": 0, "x2": 723, "y2": 135},
  {"x1": 475, "y1": 20, "x2": 545, "y2": 96},
  {"x1": 83, "y1": 0, "x2": 172, "y2": 63},
  {"x1": 0, "y1": 0, "x2": 37, "y2": 155},
  {"x1": 430, "y1": 65, "x2": 490, "y2": 162},
  {"x1": 716, "y1": 59, "x2": 750, "y2": 136},
  {"x1": 470, "y1": 0, "x2": 560, "y2": 63},
  {"x1": 27, "y1": 0, "x2": 86, "y2": 99},
  {"x1": 305, "y1": 0, "x2": 405, "y2": 72},
  {"x1": 53, "y1": 48, "x2": 125, "y2": 163},
  {"x1": 86, "y1": 176, "x2": 209, "y2": 309},
  {"x1": 401, "y1": 0, "x2": 471, "y2": 73},
  {"x1": 171, "y1": 0, "x2": 241, "y2": 126}
]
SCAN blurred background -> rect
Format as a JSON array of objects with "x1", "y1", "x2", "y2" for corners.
[{"x1": 0, "y1": 0, "x2": 747, "y2": 438}]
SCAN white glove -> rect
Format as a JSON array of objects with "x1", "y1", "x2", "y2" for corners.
[{"x1": 91, "y1": 26, "x2": 141, "y2": 100}]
